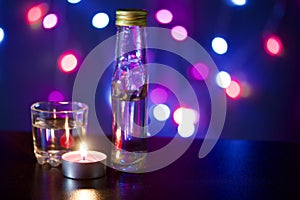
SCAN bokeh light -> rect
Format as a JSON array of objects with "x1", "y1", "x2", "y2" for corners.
[
  {"x1": 188, "y1": 62, "x2": 210, "y2": 80},
  {"x1": 226, "y1": 80, "x2": 242, "y2": 99},
  {"x1": 240, "y1": 81, "x2": 252, "y2": 98},
  {"x1": 48, "y1": 90, "x2": 64, "y2": 101},
  {"x1": 0, "y1": 28, "x2": 4, "y2": 43},
  {"x1": 264, "y1": 35, "x2": 283, "y2": 56},
  {"x1": 173, "y1": 107, "x2": 199, "y2": 125},
  {"x1": 150, "y1": 88, "x2": 168, "y2": 104},
  {"x1": 27, "y1": 6, "x2": 41, "y2": 24},
  {"x1": 156, "y1": 9, "x2": 173, "y2": 24},
  {"x1": 171, "y1": 26, "x2": 188, "y2": 41},
  {"x1": 43, "y1": 13, "x2": 58, "y2": 29},
  {"x1": 178, "y1": 123, "x2": 195, "y2": 138},
  {"x1": 67, "y1": 0, "x2": 82, "y2": 4},
  {"x1": 26, "y1": 3, "x2": 48, "y2": 25},
  {"x1": 58, "y1": 52, "x2": 78, "y2": 73},
  {"x1": 231, "y1": 0, "x2": 247, "y2": 6},
  {"x1": 92, "y1": 13, "x2": 110, "y2": 29},
  {"x1": 211, "y1": 37, "x2": 228, "y2": 54},
  {"x1": 153, "y1": 104, "x2": 171, "y2": 121},
  {"x1": 216, "y1": 71, "x2": 232, "y2": 88}
]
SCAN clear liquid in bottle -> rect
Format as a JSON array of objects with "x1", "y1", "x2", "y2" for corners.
[{"x1": 111, "y1": 60, "x2": 148, "y2": 172}]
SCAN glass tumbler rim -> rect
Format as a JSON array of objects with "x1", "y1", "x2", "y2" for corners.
[{"x1": 30, "y1": 101, "x2": 88, "y2": 114}]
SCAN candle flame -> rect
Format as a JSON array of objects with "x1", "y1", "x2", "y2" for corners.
[
  {"x1": 80, "y1": 143, "x2": 88, "y2": 161},
  {"x1": 65, "y1": 116, "x2": 69, "y2": 142},
  {"x1": 53, "y1": 108, "x2": 57, "y2": 118}
]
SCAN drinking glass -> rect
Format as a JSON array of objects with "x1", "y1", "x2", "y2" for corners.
[{"x1": 31, "y1": 101, "x2": 88, "y2": 167}]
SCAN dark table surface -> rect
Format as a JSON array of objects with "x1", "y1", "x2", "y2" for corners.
[{"x1": 0, "y1": 131, "x2": 300, "y2": 200}]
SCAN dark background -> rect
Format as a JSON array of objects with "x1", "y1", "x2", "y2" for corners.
[{"x1": 0, "y1": 0, "x2": 299, "y2": 142}]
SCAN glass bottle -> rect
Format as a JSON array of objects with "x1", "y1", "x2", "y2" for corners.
[{"x1": 111, "y1": 9, "x2": 148, "y2": 172}]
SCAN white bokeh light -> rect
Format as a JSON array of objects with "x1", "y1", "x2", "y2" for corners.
[
  {"x1": 67, "y1": 0, "x2": 82, "y2": 4},
  {"x1": 153, "y1": 104, "x2": 171, "y2": 121},
  {"x1": 216, "y1": 71, "x2": 232, "y2": 88},
  {"x1": 43, "y1": 14, "x2": 58, "y2": 29},
  {"x1": 211, "y1": 37, "x2": 228, "y2": 55},
  {"x1": 92, "y1": 13, "x2": 109, "y2": 29},
  {"x1": 178, "y1": 123, "x2": 195, "y2": 138},
  {"x1": 173, "y1": 107, "x2": 199, "y2": 125},
  {"x1": 0, "y1": 28, "x2": 4, "y2": 43},
  {"x1": 231, "y1": 0, "x2": 247, "y2": 6}
]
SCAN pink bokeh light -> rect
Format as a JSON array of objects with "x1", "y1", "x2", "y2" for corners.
[
  {"x1": 156, "y1": 9, "x2": 173, "y2": 24},
  {"x1": 226, "y1": 80, "x2": 241, "y2": 99},
  {"x1": 188, "y1": 63, "x2": 209, "y2": 80},
  {"x1": 150, "y1": 88, "x2": 168, "y2": 104},
  {"x1": 48, "y1": 90, "x2": 64, "y2": 101},
  {"x1": 171, "y1": 26, "x2": 188, "y2": 41},
  {"x1": 26, "y1": 3, "x2": 48, "y2": 25},
  {"x1": 58, "y1": 52, "x2": 78, "y2": 73},
  {"x1": 264, "y1": 35, "x2": 283, "y2": 56}
]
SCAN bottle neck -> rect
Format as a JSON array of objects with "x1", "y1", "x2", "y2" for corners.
[{"x1": 115, "y1": 26, "x2": 146, "y2": 64}]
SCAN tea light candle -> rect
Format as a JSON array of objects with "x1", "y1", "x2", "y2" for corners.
[{"x1": 62, "y1": 143, "x2": 107, "y2": 179}]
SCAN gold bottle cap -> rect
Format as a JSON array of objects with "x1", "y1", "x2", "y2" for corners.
[{"x1": 116, "y1": 9, "x2": 147, "y2": 26}]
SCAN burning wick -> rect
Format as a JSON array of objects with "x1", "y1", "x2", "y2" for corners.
[{"x1": 80, "y1": 143, "x2": 88, "y2": 161}]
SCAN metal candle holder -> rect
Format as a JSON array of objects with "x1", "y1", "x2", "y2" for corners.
[{"x1": 62, "y1": 151, "x2": 107, "y2": 179}]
